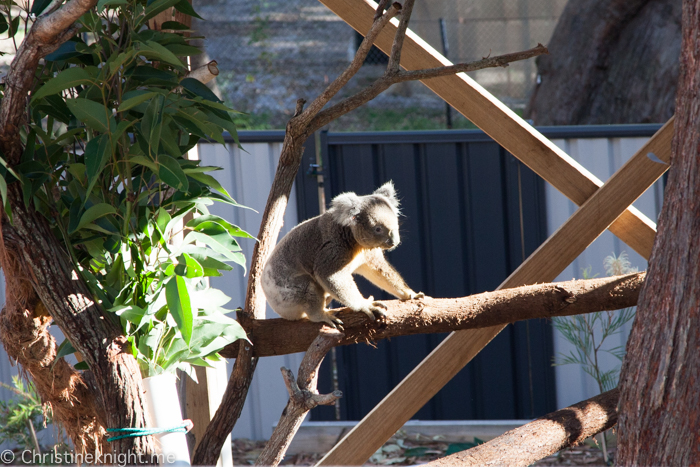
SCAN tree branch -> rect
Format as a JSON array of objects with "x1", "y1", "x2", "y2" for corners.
[
  {"x1": 307, "y1": 44, "x2": 548, "y2": 133},
  {"x1": 223, "y1": 272, "x2": 644, "y2": 358},
  {"x1": 397, "y1": 43, "x2": 549, "y2": 82},
  {"x1": 426, "y1": 389, "x2": 619, "y2": 466},
  {"x1": 387, "y1": 0, "x2": 413, "y2": 73},
  {"x1": 254, "y1": 329, "x2": 344, "y2": 467},
  {"x1": 301, "y1": 2, "x2": 401, "y2": 120}
]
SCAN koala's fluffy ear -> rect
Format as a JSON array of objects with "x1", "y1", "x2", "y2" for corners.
[
  {"x1": 330, "y1": 192, "x2": 362, "y2": 226},
  {"x1": 374, "y1": 181, "x2": 400, "y2": 210}
]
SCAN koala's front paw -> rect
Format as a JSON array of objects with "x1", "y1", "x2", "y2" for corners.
[{"x1": 358, "y1": 296, "x2": 387, "y2": 322}]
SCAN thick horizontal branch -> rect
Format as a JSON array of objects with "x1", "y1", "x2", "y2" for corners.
[
  {"x1": 426, "y1": 388, "x2": 619, "y2": 466},
  {"x1": 223, "y1": 272, "x2": 644, "y2": 358}
]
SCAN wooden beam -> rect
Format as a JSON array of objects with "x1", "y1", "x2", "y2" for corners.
[
  {"x1": 317, "y1": 119, "x2": 673, "y2": 466},
  {"x1": 316, "y1": 0, "x2": 658, "y2": 258}
]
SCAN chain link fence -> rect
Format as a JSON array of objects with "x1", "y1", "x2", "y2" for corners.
[{"x1": 196, "y1": 0, "x2": 568, "y2": 130}]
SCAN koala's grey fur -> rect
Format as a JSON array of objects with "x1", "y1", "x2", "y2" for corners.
[{"x1": 262, "y1": 181, "x2": 425, "y2": 328}]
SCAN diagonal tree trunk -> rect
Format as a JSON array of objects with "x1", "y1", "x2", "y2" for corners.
[{"x1": 616, "y1": 0, "x2": 700, "y2": 464}]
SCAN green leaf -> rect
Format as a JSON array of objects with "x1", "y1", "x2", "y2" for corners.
[
  {"x1": 173, "y1": 0, "x2": 204, "y2": 19},
  {"x1": 30, "y1": 0, "x2": 53, "y2": 14},
  {"x1": 0, "y1": 14, "x2": 8, "y2": 34},
  {"x1": 404, "y1": 447, "x2": 429, "y2": 457},
  {"x1": 187, "y1": 215, "x2": 255, "y2": 239},
  {"x1": 118, "y1": 91, "x2": 158, "y2": 112},
  {"x1": 45, "y1": 40, "x2": 84, "y2": 62},
  {"x1": 139, "y1": 0, "x2": 181, "y2": 26},
  {"x1": 445, "y1": 443, "x2": 478, "y2": 456},
  {"x1": 161, "y1": 21, "x2": 190, "y2": 30},
  {"x1": 157, "y1": 155, "x2": 189, "y2": 191},
  {"x1": 175, "y1": 107, "x2": 222, "y2": 143},
  {"x1": 108, "y1": 49, "x2": 138, "y2": 77},
  {"x1": 176, "y1": 253, "x2": 204, "y2": 278},
  {"x1": 188, "y1": 172, "x2": 244, "y2": 205},
  {"x1": 70, "y1": 203, "x2": 117, "y2": 234},
  {"x1": 128, "y1": 154, "x2": 158, "y2": 173},
  {"x1": 141, "y1": 94, "x2": 165, "y2": 155},
  {"x1": 32, "y1": 68, "x2": 93, "y2": 102},
  {"x1": 183, "y1": 231, "x2": 246, "y2": 273},
  {"x1": 65, "y1": 98, "x2": 115, "y2": 133},
  {"x1": 136, "y1": 40, "x2": 185, "y2": 68},
  {"x1": 159, "y1": 120, "x2": 184, "y2": 159},
  {"x1": 127, "y1": 66, "x2": 180, "y2": 86},
  {"x1": 84, "y1": 135, "x2": 111, "y2": 197},
  {"x1": 165, "y1": 276, "x2": 193, "y2": 345},
  {"x1": 74, "y1": 361, "x2": 89, "y2": 370},
  {"x1": 0, "y1": 173, "x2": 8, "y2": 214},
  {"x1": 35, "y1": 94, "x2": 73, "y2": 124},
  {"x1": 165, "y1": 44, "x2": 202, "y2": 57},
  {"x1": 180, "y1": 77, "x2": 221, "y2": 102},
  {"x1": 55, "y1": 339, "x2": 77, "y2": 360}
]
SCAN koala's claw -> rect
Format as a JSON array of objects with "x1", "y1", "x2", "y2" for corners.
[
  {"x1": 413, "y1": 292, "x2": 426, "y2": 299},
  {"x1": 325, "y1": 315, "x2": 344, "y2": 330},
  {"x1": 358, "y1": 297, "x2": 387, "y2": 322}
]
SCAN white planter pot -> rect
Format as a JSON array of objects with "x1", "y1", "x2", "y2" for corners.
[{"x1": 143, "y1": 374, "x2": 191, "y2": 466}]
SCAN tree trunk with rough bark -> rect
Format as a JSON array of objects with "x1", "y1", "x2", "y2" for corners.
[
  {"x1": 616, "y1": 1, "x2": 700, "y2": 464},
  {"x1": 527, "y1": 0, "x2": 681, "y2": 125}
]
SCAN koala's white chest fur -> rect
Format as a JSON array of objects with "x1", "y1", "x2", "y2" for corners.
[{"x1": 346, "y1": 249, "x2": 367, "y2": 273}]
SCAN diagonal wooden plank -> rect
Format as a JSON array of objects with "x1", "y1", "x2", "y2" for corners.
[
  {"x1": 317, "y1": 0, "x2": 657, "y2": 258},
  {"x1": 317, "y1": 115, "x2": 673, "y2": 465}
]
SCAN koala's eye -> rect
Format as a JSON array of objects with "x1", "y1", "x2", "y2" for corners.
[{"x1": 374, "y1": 226, "x2": 383, "y2": 234}]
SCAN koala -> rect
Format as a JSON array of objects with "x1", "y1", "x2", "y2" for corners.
[{"x1": 262, "y1": 181, "x2": 425, "y2": 328}]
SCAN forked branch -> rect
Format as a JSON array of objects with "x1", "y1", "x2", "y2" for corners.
[{"x1": 254, "y1": 329, "x2": 344, "y2": 467}]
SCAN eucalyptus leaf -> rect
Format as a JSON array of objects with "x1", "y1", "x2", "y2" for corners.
[
  {"x1": 165, "y1": 276, "x2": 193, "y2": 345},
  {"x1": 118, "y1": 91, "x2": 158, "y2": 112},
  {"x1": 71, "y1": 203, "x2": 117, "y2": 234},
  {"x1": 32, "y1": 68, "x2": 94, "y2": 102},
  {"x1": 66, "y1": 98, "x2": 115, "y2": 133},
  {"x1": 84, "y1": 135, "x2": 111, "y2": 197},
  {"x1": 157, "y1": 154, "x2": 189, "y2": 191}
]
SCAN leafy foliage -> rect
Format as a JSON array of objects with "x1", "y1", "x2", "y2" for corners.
[
  {"x1": 0, "y1": 0, "x2": 251, "y2": 377},
  {"x1": 552, "y1": 253, "x2": 638, "y2": 393},
  {"x1": 0, "y1": 377, "x2": 47, "y2": 451}
]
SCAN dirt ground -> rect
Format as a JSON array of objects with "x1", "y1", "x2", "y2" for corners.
[{"x1": 231, "y1": 437, "x2": 611, "y2": 466}]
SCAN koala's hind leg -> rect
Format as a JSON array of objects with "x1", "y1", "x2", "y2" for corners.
[{"x1": 301, "y1": 281, "x2": 344, "y2": 329}]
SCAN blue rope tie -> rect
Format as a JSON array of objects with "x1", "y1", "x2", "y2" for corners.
[{"x1": 106, "y1": 420, "x2": 192, "y2": 442}]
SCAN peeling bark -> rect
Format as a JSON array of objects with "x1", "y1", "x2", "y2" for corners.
[{"x1": 0, "y1": 251, "x2": 107, "y2": 455}]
